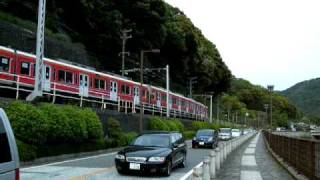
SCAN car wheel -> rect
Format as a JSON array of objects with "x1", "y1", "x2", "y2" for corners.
[
  {"x1": 117, "y1": 169, "x2": 125, "y2": 175},
  {"x1": 211, "y1": 143, "x2": 215, "y2": 149},
  {"x1": 164, "y1": 160, "x2": 172, "y2": 176},
  {"x1": 179, "y1": 154, "x2": 186, "y2": 168}
]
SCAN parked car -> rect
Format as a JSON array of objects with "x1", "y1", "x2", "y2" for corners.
[
  {"x1": 0, "y1": 108, "x2": 20, "y2": 180},
  {"x1": 218, "y1": 128, "x2": 232, "y2": 140},
  {"x1": 231, "y1": 129, "x2": 241, "y2": 138},
  {"x1": 115, "y1": 131, "x2": 187, "y2": 176},
  {"x1": 192, "y1": 129, "x2": 218, "y2": 149}
]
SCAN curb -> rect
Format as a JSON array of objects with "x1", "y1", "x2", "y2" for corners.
[
  {"x1": 21, "y1": 146, "x2": 124, "y2": 168},
  {"x1": 263, "y1": 134, "x2": 308, "y2": 180}
]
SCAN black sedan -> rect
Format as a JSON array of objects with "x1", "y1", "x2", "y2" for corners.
[
  {"x1": 115, "y1": 131, "x2": 187, "y2": 176},
  {"x1": 192, "y1": 129, "x2": 218, "y2": 149}
]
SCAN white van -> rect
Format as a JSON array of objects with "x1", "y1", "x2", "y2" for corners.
[{"x1": 0, "y1": 108, "x2": 20, "y2": 180}]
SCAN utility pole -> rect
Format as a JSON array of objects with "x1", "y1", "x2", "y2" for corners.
[
  {"x1": 216, "y1": 98, "x2": 220, "y2": 123},
  {"x1": 139, "y1": 49, "x2": 160, "y2": 133},
  {"x1": 209, "y1": 95, "x2": 213, "y2": 123},
  {"x1": 120, "y1": 29, "x2": 132, "y2": 76},
  {"x1": 27, "y1": 0, "x2": 46, "y2": 101},
  {"x1": 267, "y1": 85, "x2": 274, "y2": 128},
  {"x1": 166, "y1": 65, "x2": 170, "y2": 118},
  {"x1": 189, "y1": 77, "x2": 197, "y2": 98},
  {"x1": 264, "y1": 104, "x2": 269, "y2": 128}
]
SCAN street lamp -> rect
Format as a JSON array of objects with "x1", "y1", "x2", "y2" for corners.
[
  {"x1": 245, "y1": 112, "x2": 249, "y2": 126},
  {"x1": 189, "y1": 77, "x2": 197, "y2": 98},
  {"x1": 139, "y1": 49, "x2": 160, "y2": 133},
  {"x1": 267, "y1": 85, "x2": 274, "y2": 128}
]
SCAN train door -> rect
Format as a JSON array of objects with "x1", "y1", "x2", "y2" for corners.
[
  {"x1": 43, "y1": 65, "x2": 51, "y2": 92},
  {"x1": 133, "y1": 87, "x2": 139, "y2": 105},
  {"x1": 156, "y1": 92, "x2": 161, "y2": 108},
  {"x1": 79, "y1": 74, "x2": 89, "y2": 97},
  {"x1": 110, "y1": 81, "x2": 118, "y2": 101}
]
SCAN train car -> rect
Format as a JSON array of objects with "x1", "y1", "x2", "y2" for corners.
[{"x1": 0, "y1": 45, "x2": 208, "y2": 120}]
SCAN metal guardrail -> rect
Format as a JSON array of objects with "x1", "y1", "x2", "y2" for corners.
[
  {"x1": 181, "y1": 132, "x2": 256, "y2": 180},
  {"x1": 264, "y1": 131, "x2": 320, "y2": 180}
]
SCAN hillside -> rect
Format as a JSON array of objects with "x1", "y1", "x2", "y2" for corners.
[
  {"x1": 282, "y1": 78, "x2": 320, "y2": 117},
  {"x1": 0, "y1": 0, "x2": 231, "y2": 96},
  {"x1": 217, "y1": 78, "x2": 299, "y2": 127},
  {"x1": 0, "y1": 1, "x2": 300, "y2": 127}
]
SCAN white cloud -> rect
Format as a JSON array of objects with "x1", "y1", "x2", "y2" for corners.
[{"x1": 165, "y1": 0, "x2": 320, "y2": 90}]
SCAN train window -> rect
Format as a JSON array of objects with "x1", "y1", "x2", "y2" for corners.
[
  {"x1": 21, "y1": 62, "x2": 30, "y2": 75},
  {"x1": 121, "y1": 85, "x2": 131, "y2": 95},
  {"x1": 58, "y1": 70, "x2": 73, "y2": 84},
  {"x1": 172, "y1": 98, "x2": 177, "y2": 105},
  {"x1": 66, "y1": 72, "x2": 73, "y2": 84},
  {"x1": 162, "y1": 94, "x2": 166, "y2": 101},
  {"x1": 94, "y1": 79, "x2": 105, "y2": 90},
  {"x1": 0, "y1": 57, "x2": 10, "y2": 72}
]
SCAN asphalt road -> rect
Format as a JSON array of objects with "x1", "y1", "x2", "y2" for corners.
[{"x1": 21, "y1": 141, "x2": 216, "y2": 180}]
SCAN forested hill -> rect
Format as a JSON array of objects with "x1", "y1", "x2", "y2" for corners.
[
  {"x1": 217, "y1": 78, "x2": 299, "y2": 127},
  {"x1": 282, "y1": 78, "x2": 320, "y2": 117},
  {"x1": 0, "y1": 0, "x2": 231, "y2": 96}
]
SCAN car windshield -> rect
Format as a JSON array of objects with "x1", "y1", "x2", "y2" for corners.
[
  {"x1": 196, "y1": 130, "x2": 212, "y2": 136},
  {"x1": 220, "y1": 129, "x2": 231, "y2": 133},
  {"x1": 132, "y1": 134, "x2": 170, "y2": 147},
  {"x1": 232, "y1": 129, "x2": 240, "y2": 132}
]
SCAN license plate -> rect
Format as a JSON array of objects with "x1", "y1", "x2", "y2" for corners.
[
  {"x1": 129, "y1": 163, "x2": 140, "y2": 170},
  {"x1": 199, "y1": 142, "x2": 204, "y2": 145}
]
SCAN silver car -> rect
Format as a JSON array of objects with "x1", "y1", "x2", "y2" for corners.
[{"x1": 0, "y1": 108, "x2": 20, "y2": 180}]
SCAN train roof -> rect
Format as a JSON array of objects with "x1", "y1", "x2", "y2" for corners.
[{"x1": 0, "y1": 45, "x2": 206, "y2": 107}]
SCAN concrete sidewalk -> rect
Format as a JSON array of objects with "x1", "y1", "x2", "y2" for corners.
[{"x1": 215, "y1": 133, "x2": 293, "y2": 180}]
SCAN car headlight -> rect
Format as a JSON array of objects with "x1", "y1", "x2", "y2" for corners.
[
  {"x1": 115, "y1": 154, "x2": 125, "y2": 160},
  {"x1": 148, "y1": 157, "x2": 166, "y2": 162},
  {"x1": 193, "y1": 137, "x2": 196, "y2": 140},
  {"x1": 208, "y1": 137, "x2": 213, "y2": 141}
]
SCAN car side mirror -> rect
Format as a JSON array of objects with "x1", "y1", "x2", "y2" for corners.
[{"x1": 172, "y1": 142, "x2": 179, "y2": 148}]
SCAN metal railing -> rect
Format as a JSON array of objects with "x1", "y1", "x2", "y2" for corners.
[
  {"x1": 264, "y1": 131, "x2": 320, "y2": 180},
  {"x1": 0, "y1": 71, "x2": 207, "y2": 121}
]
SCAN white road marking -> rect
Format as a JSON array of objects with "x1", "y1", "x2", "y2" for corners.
[
  {"x1": 179, "y1": 162, "x2": 203, "y2": 180},
  {"x1": 241, "y1": 155, "x2": 257, "y2": 166},
  {"x1": 241, "y1": 170, "x2": 263, "y2": 180},
  {"x1": 22, "y1": 152, "x2": 117, "y2": 170},
  {"x1": 244, "y1": 148, "x2": 255, "y2": 154},
  {"x1": 248, "y1": 144, "x2": 256, "y2": 148}
]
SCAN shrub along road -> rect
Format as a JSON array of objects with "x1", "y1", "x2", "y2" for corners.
[{"x1": 20, "y1": 141, "x2": 216, "y2": 180}]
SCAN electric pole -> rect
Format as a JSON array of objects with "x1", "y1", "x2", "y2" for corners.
[
  {"x1": 120, "y1": 29, "x2": 132, "y2": 76},
  {"x1": 27, "y1": 0, "x2": 46, "y2": 101}
]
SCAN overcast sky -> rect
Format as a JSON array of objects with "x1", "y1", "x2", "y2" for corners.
[{"x1": 164, "y1": 0, "x2": 320, "y2": 90}]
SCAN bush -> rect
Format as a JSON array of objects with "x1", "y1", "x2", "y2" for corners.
[
  {"x1": 39, "y1": 104, "x2": 72, "y2": 143},
  {"x1": 16, "y1": 139, "x2": 37, "y2": 161},
  {"x1": 183, "y1": 131, "x2": 196, "y2": 140},
  {"x1": 6, "y1": 101, "x2": 47, "y2": 145},
  {"x1": 62, "y1": 106, "x2": 88, "y2": 142},
  {"x1": 149, "y1": 117, "x2": 169, "y2": 131},
  {"x1": 172, "y1": 119, "x2": 184, "y2": 132},
  {"x1": 166, "y1": 120, "x2": 178, "y2": 131},
  {"x1": 80, "y1": 108, "x2": 104, "y2": 140},
  {"x1": 107, "y1": 117, "x2": 122, "y2": 139}
]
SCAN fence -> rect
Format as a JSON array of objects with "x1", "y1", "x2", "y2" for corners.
[{"x1": 264, "y1": 131, "x2": 320, "y2": 180}]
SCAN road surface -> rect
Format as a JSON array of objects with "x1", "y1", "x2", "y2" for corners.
[{"x1": 21, "y1": 141, "x2": 214, "y2": 180}]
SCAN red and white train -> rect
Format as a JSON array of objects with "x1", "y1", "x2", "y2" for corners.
[{"x1": 0, "y1": 45, "x2": 208, "y2": 120}]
